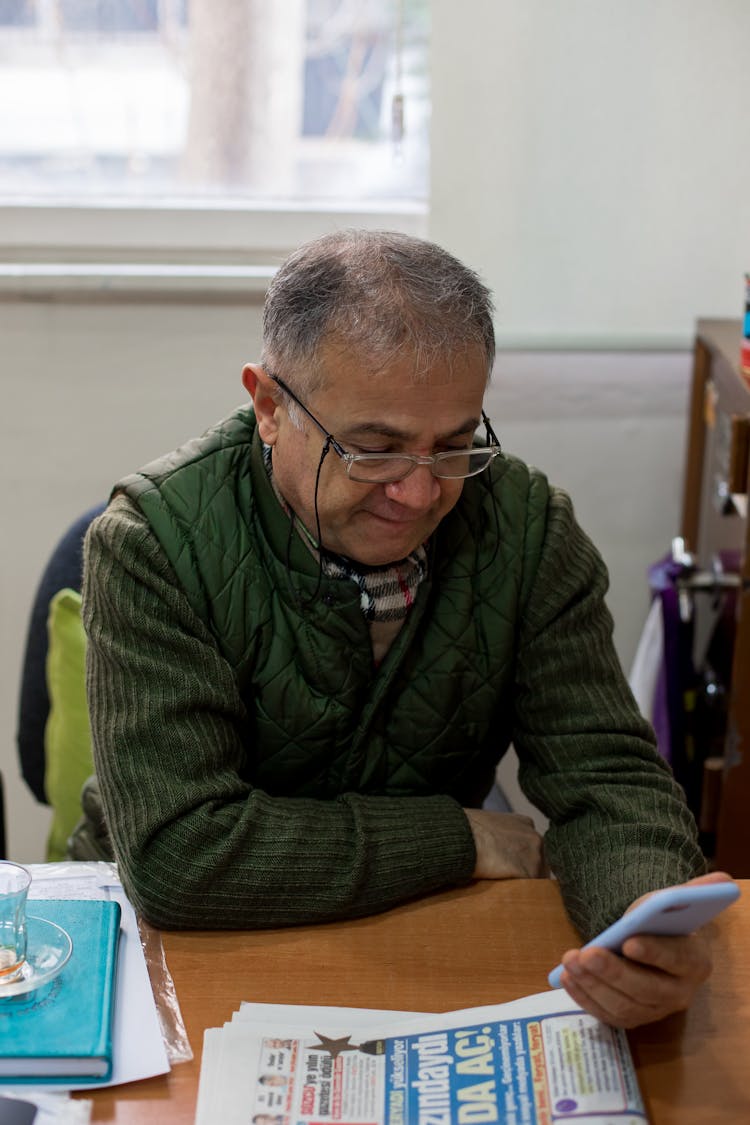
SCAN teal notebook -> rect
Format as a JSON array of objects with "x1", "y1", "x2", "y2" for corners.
[{"x1": 0, "y1": 899, "x2": 121, "y2": 1083}]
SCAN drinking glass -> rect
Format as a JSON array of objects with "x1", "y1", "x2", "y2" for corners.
[{"x1": 0, "y1": 861, "x2": 32, "y2": 984}]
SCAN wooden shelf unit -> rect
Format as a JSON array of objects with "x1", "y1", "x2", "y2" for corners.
[{"x1": 681, "y1": 319, "x2": 750, "y2": 874}]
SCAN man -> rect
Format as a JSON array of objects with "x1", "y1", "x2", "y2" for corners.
[{"x1": 81, "y1": 229, "x2": 727, "y2": 1029}]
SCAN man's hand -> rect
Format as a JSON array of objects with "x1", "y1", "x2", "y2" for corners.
[
  {"x1": 464, "y1": 809, "x2": 547, "y2": 879},
  {"x1": 556, "y1": 871, "x2": 735, "y2": 1028}
]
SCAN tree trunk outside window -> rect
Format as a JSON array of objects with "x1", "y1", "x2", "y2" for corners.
[{"x1": 181, "y1": 0, "x2": 305, "y2": 196}]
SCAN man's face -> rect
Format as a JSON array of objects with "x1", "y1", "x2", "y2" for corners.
[{"x1": 246, "y1": 345, "x2": 488, "y2": 566}]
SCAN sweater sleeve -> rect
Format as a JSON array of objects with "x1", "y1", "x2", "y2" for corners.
[
  {"x1": 512, "y1": 485, "x2": 706, "y2": 940},
  {"x1": 82, "y1": 495, "x2": 476, "y2": 929}
]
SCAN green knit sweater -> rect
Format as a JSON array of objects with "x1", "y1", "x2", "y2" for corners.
[{"x1": 82, "y1": 410, "x2": 705, "y2": 936}]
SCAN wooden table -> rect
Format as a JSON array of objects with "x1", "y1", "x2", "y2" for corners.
[{"x1": 85, "y1": 879, "x2": 749, "y2": 1124}]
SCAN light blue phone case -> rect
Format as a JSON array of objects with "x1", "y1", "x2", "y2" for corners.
[{"x1": 548, "y1": 881, "x2": 740, "y2": 988}]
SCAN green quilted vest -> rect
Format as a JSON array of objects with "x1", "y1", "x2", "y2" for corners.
[{"x1": 118, "y1": 406, "x2": 551, "y2": 807}]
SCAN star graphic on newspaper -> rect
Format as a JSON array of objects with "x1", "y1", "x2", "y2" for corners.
[{"x1": 311, "y1": 1033, "x2": 361, "y2": 1059}]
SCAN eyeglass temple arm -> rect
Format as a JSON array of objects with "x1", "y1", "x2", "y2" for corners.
[
  {"x1": 482, "y1": 410, "x2": 502, "y2": 450},
  {"x1": 268, "y1": 373, "x2": 348, "y2": 456}
]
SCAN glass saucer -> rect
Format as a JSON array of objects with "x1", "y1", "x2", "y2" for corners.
[{"x1": 0, "y1": 915, "x2": 73, "y2": 999}]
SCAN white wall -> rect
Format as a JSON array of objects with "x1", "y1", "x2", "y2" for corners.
[
  {"x1": 484, "y1": 348, "x2": 691, "y2": 661},
  {"x1": 430, "y1": 0, "x2": 749, "y2": 346},
  {"x1": 1, "y1": 297, "x2": 265, "y2": 861}
]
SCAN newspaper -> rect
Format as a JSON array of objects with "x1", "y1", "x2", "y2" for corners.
[{"x1": 195, "y1": 992, "x2": 648, "y2": 1125}]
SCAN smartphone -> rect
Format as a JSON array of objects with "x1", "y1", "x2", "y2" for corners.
[{"x1": 548, "y1": 881, "x2": 740, "y2": 989}]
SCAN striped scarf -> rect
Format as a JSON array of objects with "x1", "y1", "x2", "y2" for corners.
[{"x1": 321, "y1": 547, "x2": 427, "y2": 622}]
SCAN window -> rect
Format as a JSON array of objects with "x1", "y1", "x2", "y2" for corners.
[{"x1": 0, "y1": 0, "x2": 429, "y2": 207}]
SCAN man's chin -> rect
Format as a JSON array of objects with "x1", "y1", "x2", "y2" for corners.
[
  {"x1": 357, "y1": 549, "x2": 421, "y2": 567},
  {"x1": 322, "y1": 511, "x2": 437, "y2": 566},
  {"x1": 336, "y1": 532, "x2": 427, "y2": 568}
]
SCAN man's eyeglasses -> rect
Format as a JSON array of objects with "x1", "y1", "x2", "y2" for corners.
[{"x1": 269, "y1": 373, "x2": 503, "y2": 484}]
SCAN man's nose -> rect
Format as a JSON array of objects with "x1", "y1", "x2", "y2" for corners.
[{"x1": 383, "y1": 464, "x2": 441, "y2": 509}]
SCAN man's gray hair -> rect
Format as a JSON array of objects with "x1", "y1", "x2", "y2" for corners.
[{"x1": 261, "y1": 229, "x2": 495, "y2": 398}]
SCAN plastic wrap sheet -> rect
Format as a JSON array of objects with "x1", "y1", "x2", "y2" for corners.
[{"x1": 136, "y1": 915, "x2": 193, "y2": 1065}]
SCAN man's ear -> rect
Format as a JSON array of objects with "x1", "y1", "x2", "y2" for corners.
[{"x1": 242, "y1": 363, "x2": 280, "y2": 444}]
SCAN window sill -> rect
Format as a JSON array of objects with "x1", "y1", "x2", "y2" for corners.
[
  {"x1": 0, "y1": 199, "x2": 428, "y2": 264},
  {"x1": 0, "y1": 261, "x2": 275, "y2": 299}
]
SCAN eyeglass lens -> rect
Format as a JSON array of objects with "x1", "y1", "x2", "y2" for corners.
[{"x1": 346, "y1": 449, "x2": 496, "y2": 483}]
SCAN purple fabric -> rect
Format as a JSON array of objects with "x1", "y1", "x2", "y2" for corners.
[
  {"x1": 647, "y1": 555, "x2": 696, "y2": 766},
  {"x1": 645, "y1": 549, "x2": 740, "y2": 817}
]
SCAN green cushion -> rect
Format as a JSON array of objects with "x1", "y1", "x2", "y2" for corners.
[{"x1": 44, "y1": 588, "x2": 94, "y2": 861}]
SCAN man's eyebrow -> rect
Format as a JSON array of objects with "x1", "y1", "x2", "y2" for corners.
[{"x1": 339, "y1": 417, "x2": 482, "y2": 443}]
